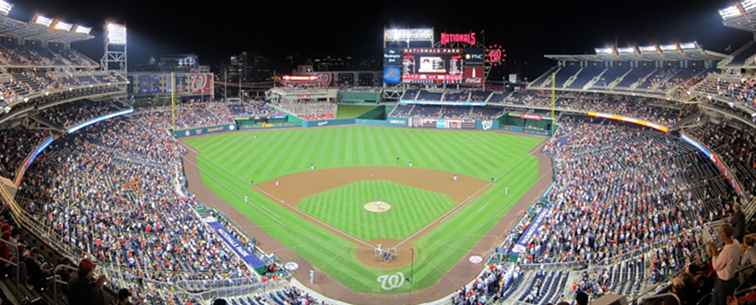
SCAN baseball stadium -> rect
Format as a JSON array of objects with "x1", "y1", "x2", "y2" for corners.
[{"x1": 0, "y1": 1, "x2": 754, "y2": 305}]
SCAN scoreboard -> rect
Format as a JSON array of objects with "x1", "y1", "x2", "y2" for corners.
[
  {"x1": 401, "y1": 48, "x2": 463, "y2": 84},
  {"x1": 128, "y1": 72, "x2": 214, "y2": 98},
  {"x1": 383, "y1": 28, "x2": 496, "y2": 86},
  {"x1": 396, "y1": 48, "x2": 485, "y2": 86}
]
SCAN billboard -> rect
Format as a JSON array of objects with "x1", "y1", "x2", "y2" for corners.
[
  {"x1": 463, "y1": 66, "x2": 484, "y2": 86},
  {"x1": 384, "y1": 28, "x2": 434, "y2": 46},
  {"x1": 383, "y1": 28, "x2": 433, "y2": 85},
  {"x1": 128, "y1": 72, "x2": 214, "y2": 97},
  {"x1": 383, "y1": 66, "x2": 401, "y2": 85},
  {"x1": 463, "y1": 48, "x2": 485, "y2": 65},
  {"x1": 383, "y1": 48, "x2": 402, "y2": 66}
]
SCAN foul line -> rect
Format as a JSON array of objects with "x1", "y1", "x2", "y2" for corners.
[
  {"x1": 393, "y1": 181, "x2": 492, "y2": 249},
  {"x1": 253, "y1": 185, "x2": 376, "y2": 249}
]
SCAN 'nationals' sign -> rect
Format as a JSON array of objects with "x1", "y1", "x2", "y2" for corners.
[{"x1": 440, "y1": 32, "x2": 477, "y2": 46}]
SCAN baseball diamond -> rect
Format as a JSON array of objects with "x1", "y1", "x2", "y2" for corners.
[{"x1": 181, "y1": 126, "x2": 547, "y2": 299}]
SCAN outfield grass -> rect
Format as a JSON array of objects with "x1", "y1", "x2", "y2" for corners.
[
  {"x1": 183, "y1": 126, "x2": 543, "y2": 293},
  {"x1": 336, "y1": 105, "x2": 377, "y2": 118},
  {"x1": 299, "y1": 180, "x2": 456, "y2": 241}
]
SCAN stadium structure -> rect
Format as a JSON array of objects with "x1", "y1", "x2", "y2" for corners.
[{"x1": 0, "y1": 1, "x2": 753, "y2": 305}]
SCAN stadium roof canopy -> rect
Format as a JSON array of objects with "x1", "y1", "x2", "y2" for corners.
[
  {"x1": 545, "y1": 43, "x2": 727, "y2": 62},
  {"x1": 0, "y1": 14, "x2": 94, "y2": 44},
  {"x1": 720, "y1": 0, "x2": 756, "y2": 32}
]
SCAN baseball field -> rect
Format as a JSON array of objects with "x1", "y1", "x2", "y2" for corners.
[{"x1": 182, "y1": 126, "x2": 544, "y2": 295}]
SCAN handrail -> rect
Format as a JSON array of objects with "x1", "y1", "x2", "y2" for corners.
[{"x1": 638, "y1": 293, "x2": 680, "y2": 305}]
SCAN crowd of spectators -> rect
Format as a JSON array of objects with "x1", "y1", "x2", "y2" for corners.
[
  {"x1": 269, "y1": 286, "x2": 329, "y2": 305},
  {"x1": 174, "y1": 102, "x2": 235, "y2": 129},
  {"x1": 17, "y1": 110, "x2": 259, "y2": 304},
  {"x1": 389, "y1": 104, "x2": 505, "y2": 120},
  {"x1": 695, "y1": 74, "x2": 756, "y2": 111},
  {"x1": 509, "y1": 92, "x2": 682, "y2": 127},
  {"x1": 0, "y1": 39, "x2": 97, "y2": 67},
  {"x1": 524, "y1": 116, "x2": 735, "y2": 265},
  {"x1": 227, "y1": 101, "x2": 283, "y2": 118},
  {"x1": 0, "y1": 70, "x2": 123, "y2": 107},
  {"x1": 400, "y1": 89, "x2": 494, "y2": 104},
  {"x1": 451, "y1": 264, "x2": 522, "y2": 305},
  {"x1": 38, "y1": 99, "x2": 127, "y2": 129},
  {"x1": 275, "y1": 101, "x2": 336, "y2": 121},
  {"x1": 0, "y1": 127, "x2": 51, "y2": 179},
  {"x1": 686, "y1": 120, "x2": 756, "y2": 199}
]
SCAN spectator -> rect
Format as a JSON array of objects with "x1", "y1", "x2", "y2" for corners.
[
  {"x1": 742, "y1": 235, "x2": 756, "y2": 266},
  {"x1": 67, "y1": 258, "x2": 107, "y2": 305},
  {"x1": 731, "y1": 205, "x2": 746, "y2": 242},
  {"x1": 111, "y1": 289, "x2": 132, "y2": 305},
  {"x1": 708, "y1": 224, "x2": 742, "y2": 305}
]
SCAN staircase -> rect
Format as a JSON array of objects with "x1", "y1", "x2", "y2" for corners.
[
  {"x1": 630, "y1": 69, "x2": 657, "y2": 90},
  {"x1": 562, "y1": 67, "x2": 583, "y2": 88},
  {"x1": 609, "y1": 68, "x2": 634, "y2": 89},
  {"x1": 583, "y1": 68, "x2": 607, "y2": 90}
]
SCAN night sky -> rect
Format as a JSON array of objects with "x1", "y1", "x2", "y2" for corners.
[{"x1": 11, "y1": 0, "x2": 754, "y2": 78}]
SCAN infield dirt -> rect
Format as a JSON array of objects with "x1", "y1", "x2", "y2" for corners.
[{"x1": 253, "y1": 166, "x2": 490, "y2": 269}]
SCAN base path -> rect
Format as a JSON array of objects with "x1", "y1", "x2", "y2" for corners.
[
  {"x1": 182, "y1": 143, "x2": 553, "y2": 305},
  {"x1": 254, "y1": 166, "x2": 489, "y2": 269},
  {"x1": 255, "y1": 166, "x2": 487, "y2": 204}
]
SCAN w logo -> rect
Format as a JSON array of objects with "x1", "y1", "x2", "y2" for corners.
[
  {"x1": 190, "y1": 74, "x2": 209, "y2": 93},
  {"x1": 377, "y1": 272, "x2": 405, "y2": 290},
  {"x1": 482, "y1": 120, "x2": 493, "y2": 130}
]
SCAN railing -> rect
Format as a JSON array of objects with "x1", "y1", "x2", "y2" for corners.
[
  {"x1": 638, "y1": 292, "x2": 680, "y2": 305},
  {"x1": 0, "y1": 237, "x2": 20, "y2": 284}
]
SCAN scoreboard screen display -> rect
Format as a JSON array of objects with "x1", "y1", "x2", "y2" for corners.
[{"x1": 401, "y1": 48, "x2": 463, "y2": 84}]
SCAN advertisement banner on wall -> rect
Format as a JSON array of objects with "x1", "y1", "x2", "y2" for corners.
[{"x1": 173, "y1": 124, "x2": 236, "y2": 138}]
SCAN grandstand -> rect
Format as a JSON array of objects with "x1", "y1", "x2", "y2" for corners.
[
  {"x1": 528, "y1": 43, "x2": 724, "y2": 99},
  {"x1": 0, "y1": 1, "x2": 753, "y2": 305}
]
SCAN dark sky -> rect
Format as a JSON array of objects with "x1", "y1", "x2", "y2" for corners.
[{"x1": 11, "y1": 0, "x2": 754, "y2": 77}]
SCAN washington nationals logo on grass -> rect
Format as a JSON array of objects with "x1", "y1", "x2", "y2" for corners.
[{"x1": 377, "y1": 272, "x2": 405, "y2": 290}]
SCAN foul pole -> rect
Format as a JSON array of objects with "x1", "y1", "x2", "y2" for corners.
[
  {"x1": 550, "y1": 72, "x2": 557, "y2": 134},
  {"x1": 551, "y1": 72, "x2": 556, "y2": 121},
  {"x1": 171, "y1": 72, "x2": 176, "y2": 130}
]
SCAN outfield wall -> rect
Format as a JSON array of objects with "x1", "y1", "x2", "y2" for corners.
[{"x1": 173, "y1": 123, "x2": 237, "y2": 138}]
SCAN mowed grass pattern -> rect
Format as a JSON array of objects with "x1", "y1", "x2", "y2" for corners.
[
  {"x1": 183, "y1": 126, "x2": 544, "y2": 293},
  {"x1": 298, "y1": 180, "x2": 456, "y2": 241}
]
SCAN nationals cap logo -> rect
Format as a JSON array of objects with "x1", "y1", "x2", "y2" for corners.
[{"x1": 189, "y1": 74, "x2": 209, "y2": 93}]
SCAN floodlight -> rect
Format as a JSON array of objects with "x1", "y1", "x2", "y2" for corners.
[
  {"x1": 74, "y1": 25, "x2": 91, "y2": 35},
  {"x1": 0, "y1": 1, "x2": 12, "y2": 16},
  {"x1": 679, "y1": 42, "x2": 698, "y2": 50},
  {"x1": 33, "y1": 15, "x2": 53, "y2": 27},
  {"x1": 106, "y1": 23, "x2": 127, "y2": 45},
  {"x1": 659, "y1": 44, "x2": 679, "y2": 52},
  {"x1": 742, "y1": 0, "x2": 756, "y2": 11},
  {"x1": 595, "y1": 47, "x2": 615, "y2": 55},
  {"x1": 719, "y1": 6, "x2": 742, "y2": 19},
  {"x1": 639, "y1": 45, "x2": 659, "y2": 53},
  {"x1": 53, "y1": 20, "x2": 72, "y2": 31},
  {"x1": 617, "y1": 47, "x2": 637, "y2": 54}
]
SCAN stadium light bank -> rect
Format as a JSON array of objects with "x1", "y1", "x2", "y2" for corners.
[{"x1": 0, "y1": 0, "x2": 12, "y2": 16}]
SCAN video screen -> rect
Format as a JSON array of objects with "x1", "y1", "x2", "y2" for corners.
[{"x1": 401, "y1": 48, "x2": 463, "y2": 84}]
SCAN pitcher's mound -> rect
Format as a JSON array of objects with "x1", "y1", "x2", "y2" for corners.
[{"x1": 364, "y1": 201, "x2": 391, "y2": 213}]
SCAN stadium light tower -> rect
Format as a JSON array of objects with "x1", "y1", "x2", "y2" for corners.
[
  {"x1": 0, "y1": 1, "x2": 13, "y2": 16},
  {"x1": 101, "y1": 22, "x2": 127, "y2": 72}
]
